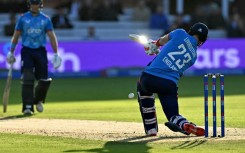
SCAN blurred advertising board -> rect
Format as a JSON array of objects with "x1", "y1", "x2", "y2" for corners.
[{"x1": 0, "y1": 39, "x2": 245, "y2": 77}]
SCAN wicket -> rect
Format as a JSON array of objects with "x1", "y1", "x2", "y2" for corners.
[{"x1": 204, "y1": 73, "x2": 225, "y2": 137}]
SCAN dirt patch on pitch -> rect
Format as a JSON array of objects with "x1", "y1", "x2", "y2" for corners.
[{"x1": 0, "y1": 118, "x2": 244, "y2": 142}]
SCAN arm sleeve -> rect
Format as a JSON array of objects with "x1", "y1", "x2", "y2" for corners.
[
  {"x1": 169, "y1": 29, "x2": 185, "y2": 40},
  {"x1": 15, "y1": 16, "x2": 23, "y2": 31},
  {"x1": 45, "y1": 17, "x2": 54, "y2": 31},
  {"x1": 168, "y1": 29, "x2": 178, "y2": 40}
]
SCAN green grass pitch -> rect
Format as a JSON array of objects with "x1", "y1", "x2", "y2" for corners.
[{"x1": 0, "y1": 75, "x2": 244, "y2": 153}]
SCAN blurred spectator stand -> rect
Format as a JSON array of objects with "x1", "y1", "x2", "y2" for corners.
[
  {"x1": 78, "y1": 0, "x2": 95, "y2": 21},
  {"x1": 190, "y1": 5, "x2": 208, "y2": 25},
  {"x1": 3, "y1": 12, "x2": 16, "y2": 36},
  {"x1": 132, "y1": 0, "x2": 151, "y2": 22},
  {"x1": 170, "y1": 13, "x2": 191, "y2": 32},
  {"x1": 51, "y1": 7, "x2": 73, "y2": 29},
  {"x1": 82, "y1": 26, "x2": 100, "y2": 40},
  {"x1": 149, "y1": 5, "x2": 169, "y2": 32},
  {"x1": 145, "y1": 0, "x2": 158, "y2": 14},
  {"x1": 226, "y1": 13, "x2": 244, "y2": 38},
  {"x1": 93, "y1": 0, "x2": 119, "y2": 21},
  {"x1": 207, "y1": 2, "x2": 226, "y2": 29},
  {"x1": 1, "y1": 0, "x2": 245, "y2": 42},
  {"x1": 68, "y1": 0, "x2": 81, "y2": 20}
]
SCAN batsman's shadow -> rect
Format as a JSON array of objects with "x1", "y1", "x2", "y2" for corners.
[
  {"x1": 0, "y1": 114, "x2": 36, "y2": 120},
  {"x1": 171, "y1": 139, "x2": 207, "y2": 149},
  {"x1": 63, "y1": 135, "x2": 207, "y2": 153},
  {"x1": 63, "y1": 141, "x2": 151, "y2": 153},
  {"x1": 117, "y1": 135, "x2": 193, "y2": 143}
]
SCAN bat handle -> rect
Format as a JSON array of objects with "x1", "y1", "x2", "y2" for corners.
[{"x1": 8, "y1": 64, "x2": 13, "y2": 77}]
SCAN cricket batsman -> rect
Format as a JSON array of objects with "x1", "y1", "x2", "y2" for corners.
[
  {"x1": 137, "y1": 22, "x2": 208, "y2": 136},
  {"x1": 6, "y1": 0, "x2": 62, "y2": 115}
]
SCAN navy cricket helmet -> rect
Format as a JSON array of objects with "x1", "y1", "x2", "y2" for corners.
[
  {"x1": 188, "y1": 22, "x2": 208, "y2": 46},
  {"x1": 30, "y1": 0, "x2": 42, "y2": 4},
  {"x1": 27, "y1": 0, "x2": 43, "y2": 8}
]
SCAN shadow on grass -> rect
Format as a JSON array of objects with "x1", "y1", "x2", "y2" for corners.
[
  {"x1": 63, "y1": 135, "x2": 207, "y2": 153},
  {"x1": 0, "y1": 114, "x2": 35, "y2": 120},
  {"x1": 170, "y1": 140, "x2": 207, "y2": 149},
  {"x1": 117, "y1": 135, "x2": 192, "y2": 143},
  {"x1": 63, "y1": 141, "x2": 151, "y2": 153}
]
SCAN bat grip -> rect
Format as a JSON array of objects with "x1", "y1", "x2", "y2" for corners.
[{"x1": 8, "y1": 64, "x2": 13, "y2": 77}]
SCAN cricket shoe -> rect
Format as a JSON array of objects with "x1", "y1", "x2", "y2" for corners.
[
  {"x1": 146, "y1": 128, "x2": 157, "y2": 136},
  {"x1": 23, "y1": 109, "x2": 33, "y2": 115},
  {"x1": 165, "y1": 122, "x2": 190, "y2": 135},
  {"x1": 36, "y1": 102, "x2": 44, "y2": 113},
  {"x1": 183, "y1": 122, "x2": 205, "y2": 136}
]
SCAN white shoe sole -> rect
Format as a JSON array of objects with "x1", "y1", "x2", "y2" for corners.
[
  {"x1": 23, "y1": 109, "x2": 33, "y2": 115},
  {"x1": 147, "y1": 128, "x2": 157, "y2": 136}
]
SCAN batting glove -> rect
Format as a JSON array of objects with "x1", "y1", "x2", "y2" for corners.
[
  {"x1": 51, "y1": 53, "x2": 62, "y2": 69},
  {"x1": 6, "y1": 52, "x2": 16, "y2": 64},
  {"x1": 144, "y1": 41, "x2": 160, "y2": 55}
]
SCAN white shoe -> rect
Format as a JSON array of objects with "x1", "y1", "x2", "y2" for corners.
[
  {"x1": 36, "y1": 102, "x2": 43, "y2": 112},
  {"x1": 23, "y1": 109, "x2": 33, "y2": 115},
  {"x1": 147, "y1": 128, "x2": 157, "y2": 136}
]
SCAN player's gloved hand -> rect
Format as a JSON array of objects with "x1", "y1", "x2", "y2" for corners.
[
  {"x1": 144, "y1": 40, "x2": 160, "y2": 55},
  {"x1": 6, "y1": 52, "x2": 16, "y2": 64},
  {"x1": 51, "y1": 53, "x2": 62, "y2": 69}
]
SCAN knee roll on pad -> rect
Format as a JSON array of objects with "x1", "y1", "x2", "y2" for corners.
[{"x1": 34, "y1": 78, "x2": 52, "y2": 104}]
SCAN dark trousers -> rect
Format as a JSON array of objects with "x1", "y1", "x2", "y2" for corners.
[
  {"x1": 137, "y1": 72, "x2": 179, "y2": 121},
  {"x1": 21, "y1": 46, "x2": 48, "y2": 79}
]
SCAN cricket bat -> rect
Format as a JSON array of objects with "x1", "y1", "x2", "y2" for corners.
[
  {"x1": 128, "y1": 34, "x2": 160, "y2": 55},
  {"x1": 2, "y1": 64, "x2": 13, "y2": 113},
  {"x1": 128, "y1": 34, "x2": 150, "y2": 45}
]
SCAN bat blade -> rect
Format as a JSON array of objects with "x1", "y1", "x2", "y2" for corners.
[
  {"x1": 2, "y1": 64, "x2": 13, "y2": 113},
  {"x1": 128, "y1": 34, "x2": 149, "y2": 45},
  {"x1": 3, "y1": 77, "x2": 12, "y2": 113}
]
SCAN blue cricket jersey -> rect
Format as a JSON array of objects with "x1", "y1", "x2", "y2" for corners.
[
  {"x1": 15, "y1": 11, "x2": 54, "y2": 49},
  {"x1": 144, "y1": 29, "x2": 198, "y2": 85}
]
